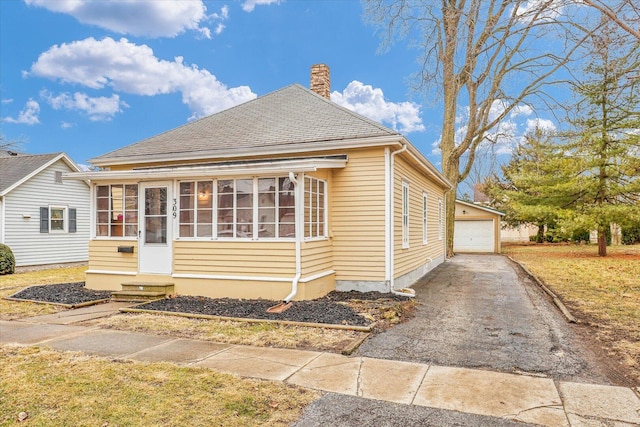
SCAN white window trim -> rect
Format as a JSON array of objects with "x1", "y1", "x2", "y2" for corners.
[
  {"x1": 422, "y1": 192, "x2": 428, "y2": 245},
  {"x1": 303, "y1": 175, "x2": 328, "y2": 241},
  {"x1": 402, "y1": 180, "x2": 410, "y2": 249},
  {"x1": 94, "y1": 183, "x2": 139, "y2": 239},
  {"x1": 438, "y1": 198, "x2": 444, "y2": 241},
  {"x1": 49, "y1": 206, "x2": 68, "y2": 233}
]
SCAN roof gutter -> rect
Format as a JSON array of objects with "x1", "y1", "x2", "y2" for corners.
[
  {"x1": 88, "y1": 135, "x2": 404, "y2": 168},
  {"x1": 63, "y1": 157, "x2": 348, "y2": 181}
]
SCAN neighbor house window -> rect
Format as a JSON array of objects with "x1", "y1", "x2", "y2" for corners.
[
  {"x1": 438, "y1": 198, "x2": 444, "y2": 240},
  {"x1": 423, "y1": 192, "x2": 428, "y2": 245},
  {"x1": 96, "y1": 184, "x2": 138, "y2": 237},
  {"x1": 304, "y1": 176, "x2": 326, "y2": 239},
  {"x1": 402, "y1": 181, "x2": 409, "y2": 248},
  {"x1": 178, "y1": 176, "x2": 299, "y2": 239},
  {"x1": 40, "y1": 206, "x2": 77, "y2": 233}
]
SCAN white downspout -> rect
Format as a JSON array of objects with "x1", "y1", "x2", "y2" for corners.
[
  {"x1": 389, "y1": 144, "x2": 415, "y2": 298},
  {"x1": 284, "y1": 171, "x2": 301, "y2": 303}
]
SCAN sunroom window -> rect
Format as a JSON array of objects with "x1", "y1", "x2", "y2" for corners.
[
  {"x1": 304, "y1": 176, "x2": 326, "y2": 239},
  {"x1": 96, "y1": 184, "x2": 138, "y2": 237},
  {"x1": 178, "y1": 176, "x2": 302, "y2": 240}
]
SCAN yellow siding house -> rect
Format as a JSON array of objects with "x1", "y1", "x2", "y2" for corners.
[{"x1": 66, "y1": 65, "x2": 451, "y2": 301}]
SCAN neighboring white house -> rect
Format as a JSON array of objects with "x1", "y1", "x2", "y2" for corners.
[{"x1": 0, "y1": 151, "x2": 90, "y2": 267}]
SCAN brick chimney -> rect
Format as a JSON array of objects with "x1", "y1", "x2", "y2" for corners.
[{"x1": 310, "y1": 64, "x2": 330, "y2": 99}]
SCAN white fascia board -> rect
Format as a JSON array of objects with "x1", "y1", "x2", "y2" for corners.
[
  {"x1": 403, "y1": 140, "x2": 452, "y2": 190},
  {"x1": 64, "y1": 157, "x2": 348, "y2": 181},
  {"x1": 88, "y1": 135, "x2": 403, "y2": 168},
  {"x1": 455, "y1": 199, "x2": 505, "y2": 216}
]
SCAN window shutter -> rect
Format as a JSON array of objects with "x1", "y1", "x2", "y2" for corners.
[
  {"x1": 69, "y1": 208, "x2": 77, "y2": 233},
  {"x1": 40, "y1": 207, "x2": 49, "y2": 233}
]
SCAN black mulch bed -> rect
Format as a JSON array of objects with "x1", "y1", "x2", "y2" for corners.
[
  {"x1": 7, "y1": 282, "x2": 410, "y2": 327},
  {"x1": 8, "y1": 282, "x2": 112, "y2": 305},
  {"x1": 139, "y1": 292, "x2": 410, "y2": 327}
]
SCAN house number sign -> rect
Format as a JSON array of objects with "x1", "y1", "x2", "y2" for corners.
[{"x1": 172, "y1": 199, "x2": 177, "y2": 218}]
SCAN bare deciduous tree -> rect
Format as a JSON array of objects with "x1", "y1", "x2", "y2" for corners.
[{"x1": 365, "y1": 0, "x2": 592, "y2": 256}]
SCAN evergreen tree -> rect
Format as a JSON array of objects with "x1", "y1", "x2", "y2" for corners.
[
  {"x1": 564, "y1": 21, "x2": 640, "y2": 256},
  {"x1": 484, "y1": 128, "x2": 578, "y2": 243}
]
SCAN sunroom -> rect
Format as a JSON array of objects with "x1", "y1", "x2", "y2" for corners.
[{"x1": 65, "y1": 155, "x2": 347, "y2": 301}]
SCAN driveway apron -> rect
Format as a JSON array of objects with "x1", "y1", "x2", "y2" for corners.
[{"x1": 357, "y1": 254, "x2": 610, "y2": 384}]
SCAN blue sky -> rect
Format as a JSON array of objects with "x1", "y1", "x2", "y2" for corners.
[{"x1": 1, "y1": 0, "x2": 556, "y2": 190}]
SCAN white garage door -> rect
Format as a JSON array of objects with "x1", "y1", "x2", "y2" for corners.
[{"x1": 454, "y1": 220, "x2": 495, "y2": 253}]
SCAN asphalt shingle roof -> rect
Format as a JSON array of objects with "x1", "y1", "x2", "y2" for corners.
[
  {"x1": 0, "y1": 153, "x2": 62, "y2": 195},
  {"x1": 91, "y1": 84, "x2": 401, "y2": 165}
]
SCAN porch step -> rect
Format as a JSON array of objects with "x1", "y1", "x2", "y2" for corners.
[
  {"x1": 111, "y1": 290, "x2": 167, "y2": 302},
  {"x1": 111, "y1": 282, "x2": 175, "y2": 302}
]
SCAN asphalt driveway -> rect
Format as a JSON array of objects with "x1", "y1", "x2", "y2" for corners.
[{"x1": 356, "y1": 254, "x2": 612, "y2": 385}]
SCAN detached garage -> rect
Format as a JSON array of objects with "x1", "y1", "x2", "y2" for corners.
[{"x1": 454, "y1": 200, "x2": 504, "y2": 254}]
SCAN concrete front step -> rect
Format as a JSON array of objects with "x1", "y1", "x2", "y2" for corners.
[
  {"x1": 121, "y1": 282, "x2": 175, "y2": 294},
  {"x1": 111, "y1": 290, "x2": 167, "y2": 302},
  {"x1": 112, "y1": 282, "x2": 175, "y2": 302}
]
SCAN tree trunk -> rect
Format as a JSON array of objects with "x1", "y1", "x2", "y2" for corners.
[
  {"x1": 536, "y1": 223, "x2": 545, "y2": 243},
  {"x1": 597, "y1": 226, "x2": 607, "y2": 256}
]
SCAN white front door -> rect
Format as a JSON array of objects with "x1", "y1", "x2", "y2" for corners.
[{"x1": 139, "y1": 182, "x2": 172, "y2": 274}]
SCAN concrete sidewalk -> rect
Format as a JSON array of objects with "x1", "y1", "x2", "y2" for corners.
[{"x1": 1, "y1": 311, "x2": 639, "y2": 426}]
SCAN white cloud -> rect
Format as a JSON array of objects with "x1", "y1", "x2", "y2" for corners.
[
  {"x1": 1, "y1": 99, "x2": 13, "y2": 104},
  {"x1": 28, "y1": 37, "x2": 256, "y2": 119},
  {"x1": 24, "y1": 0, "x2": 211, "y2": 38},
  {"x1": 3, "y1": 99, "x2": 40, "y2": 125},
  {"x1": 242, "y1": 0, "x2": 282, "y2": 13},
  {"x1": 61, "y1": 121, "x2": 75, "y2": 129},
  {"x1": 331, "y1": 80, "x2": 425, "y2": 133},
  {"x1": 525, "y1": 117, "x2": 557, "y2": 133},
  {"x1": 515, "y1": 0, "x2": 565, "y2": 23},
  {"x1": 42, "y1": 90, "x2": 128, "y2": 121}
]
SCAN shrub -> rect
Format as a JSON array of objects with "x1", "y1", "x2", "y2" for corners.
[
  {"x1": 622, "y1": 223, "x2": 640, "y2": 245},
  {"x1": 0, "y1": 244, "x2": 15, "y2": 275},
  {"x1": 571, "y1": 229, "x2": 591, "y2": 244}
]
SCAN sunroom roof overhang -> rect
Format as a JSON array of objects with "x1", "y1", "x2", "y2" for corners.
[{"x1": 64, "y1": 155, "x2": 348, "y2": 182}]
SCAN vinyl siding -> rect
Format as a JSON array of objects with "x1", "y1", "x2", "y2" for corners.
[
  {"x1": 89, "y1": 240, "x2": 138, "y2": 272},
  {"x1": 3, "y1": 160, "x2": 90, "y2": 266},
  {"x1": 331, "y1": 147, "x2": 386, "y2": 281},
  {"x1": 301, "y1": 239, "x2": 332, "y2": 277},
  {"x1": 174, "y1": 240, "x2": 296, "y2": 277},
  {"x1": 394, "y1": 155, "x2": 446, "y2": 278}
]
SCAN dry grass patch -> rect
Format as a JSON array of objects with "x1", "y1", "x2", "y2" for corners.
[
  {"x1": 0, "y1": 345, "x2": 317, "y2": 426},
  {"x1": 504, "y1": 244, "x2": 640, "y2": 381},
  {"x1": 0, "y1": 266, "x2": 87, "y2": 320},
  {"x1": 88, "y1": 312, "x2": 366, "y2": 353}
]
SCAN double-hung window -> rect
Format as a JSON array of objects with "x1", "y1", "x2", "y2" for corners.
[
  {"x1": 438, "y1": 198, "x2": 444, "y2": 240},
  {"x1": 422, "y1": 192, "x2": 428, "y2": 245},
  {"x1": 95, "y1": 184, "x2": 138, "y2": 237},
  {"x1": 402, "y1": 181, "x2": 410, "y2": 248}
]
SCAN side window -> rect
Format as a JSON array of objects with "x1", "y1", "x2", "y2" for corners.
[
  {"x1": 402, "y1": 181, "x2": 409, "y2": 248},
  {"x1": 438, "y1": 198, "x2": 444, "y2": 241},
  {"x1": 423, "y1": 192, "x2": 428, "y2": 245}
]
